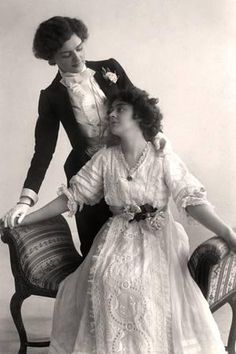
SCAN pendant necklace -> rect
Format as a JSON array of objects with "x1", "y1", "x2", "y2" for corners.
[{"x1": 120, "y1": 142, "x2": 150, "y2": 181}]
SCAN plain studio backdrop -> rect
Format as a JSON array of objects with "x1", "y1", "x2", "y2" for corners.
[{"x1": 0, "y1": 0, "x2": 236, "y2": 352}]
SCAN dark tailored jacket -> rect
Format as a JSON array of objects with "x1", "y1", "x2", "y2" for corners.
[{"x1": 23, "y1": 58, "x2": 133, "y2": 193}]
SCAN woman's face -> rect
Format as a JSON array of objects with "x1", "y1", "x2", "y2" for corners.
[
  {"x1": 53, "y1": 33, "x2": 86, "y2": 73},
  {"x1": 108, "y1": 100, "x2": 140, "y2": 137}
]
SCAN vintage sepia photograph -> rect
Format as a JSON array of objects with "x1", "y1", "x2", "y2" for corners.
[{"x1": 1, "y1": 1, "x2": 236, "y2": 353}]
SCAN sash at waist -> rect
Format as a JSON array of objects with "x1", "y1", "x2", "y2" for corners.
[{"x1": 109, "y1": 204, "x2": 167, "y2": 227}]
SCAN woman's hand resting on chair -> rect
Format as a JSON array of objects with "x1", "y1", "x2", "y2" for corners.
[{"x1": 2, "y1": 203, "x2": 31, "y2": 228}]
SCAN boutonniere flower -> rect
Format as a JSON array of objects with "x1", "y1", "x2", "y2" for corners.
[{"x1": 102, "y1": 67, "x2": 119, "y2": 84}]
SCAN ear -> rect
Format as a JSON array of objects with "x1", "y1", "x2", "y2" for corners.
[{"x1": 48, "y1": 58, "x2": 56, "y2": 66}]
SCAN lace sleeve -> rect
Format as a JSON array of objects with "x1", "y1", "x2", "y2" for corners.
[
  {"x1": 58, "y1": 148, "x2": 106, "y2": 216},
  {"x1": 163, "y1": 151, "x2": 212, "y2": 223}
]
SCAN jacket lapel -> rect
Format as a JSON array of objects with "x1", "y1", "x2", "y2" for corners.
[
  {"x1": 51, "y1": 73, "x2": 75, "y2": 120},
  {"x1": 50, "y1": 73, "x2": 85, "y2": 144},
  {"x1": 87, "y1": 61, "x2": 119, "y2": 98}
]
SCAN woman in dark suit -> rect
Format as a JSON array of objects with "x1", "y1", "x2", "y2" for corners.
[{"x1": 3, "y1": 16, "x2": 133, "y2": 257}]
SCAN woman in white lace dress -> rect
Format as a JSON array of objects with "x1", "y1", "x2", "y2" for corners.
[{"x1": 21, "y1": 88, "x2": 236, "y2": 353}]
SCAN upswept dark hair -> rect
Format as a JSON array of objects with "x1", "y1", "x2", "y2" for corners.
[
  {"x1": 107, "y1": 87, "x2": 163, "y2": 143},
  {"x1": 33, "y1": 16, "x2": 89, "y2": 61}
]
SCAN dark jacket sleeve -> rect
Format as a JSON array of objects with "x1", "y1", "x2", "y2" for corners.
[
  {"x1": 23, "y1": 90, "x2": 60, "y2": 193},
  {"x1": 109, "y1": 58, "x2": 134, "y2": 90}
]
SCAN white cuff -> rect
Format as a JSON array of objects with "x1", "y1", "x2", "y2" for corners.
[{"x1": 20, "y1": 188, "x2": 38, "y2": 205}]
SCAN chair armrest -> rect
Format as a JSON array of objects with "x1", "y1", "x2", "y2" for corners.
[
  {"x1": 188, "y1": 236, "x2": 230, "y2": 297},
  {"x1": 0, "y1": 216, "x2": 82, "y2": 294}
]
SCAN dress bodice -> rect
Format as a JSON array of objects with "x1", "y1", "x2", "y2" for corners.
[
  {"x1": 59, "y1": 138, "x2": 209, "y2": 220},
  {"x1": 102, "y1": 143, "x2": 170, "y2": 209}
]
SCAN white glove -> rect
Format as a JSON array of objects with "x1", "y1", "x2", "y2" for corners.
[{"x1": 3, "y1": 203, "x2": 30, "y2": 228}]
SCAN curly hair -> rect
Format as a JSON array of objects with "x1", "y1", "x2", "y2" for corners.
[
  {"x1": 107, "y1": 87, "x2": 163, "y2": 144},
  {"x1": 33, "y1": 16, "x2": 89, "y2": 61}
]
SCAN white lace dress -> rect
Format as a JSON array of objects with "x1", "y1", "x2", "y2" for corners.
[{"x1": 49, "y1": 140, "x2": 225, "y2": 354}]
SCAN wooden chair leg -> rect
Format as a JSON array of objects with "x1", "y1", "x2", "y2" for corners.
[
  {"x1": 227, "y1": 296, "x2": 236, "y2": 354},
  {"x1": 10, "y1": 291, "x2": 30, "y2": 354}
]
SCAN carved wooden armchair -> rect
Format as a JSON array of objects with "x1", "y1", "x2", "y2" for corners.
[
  {"x1": 1, "y1": 216, "x2": 236, "y2": 354},
  {"x1": 0, "y1": 215, "x2": 82, "y2": 354},
  {"x1": 189, "y1": 236, "x2": 236, "y2": 354}
]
